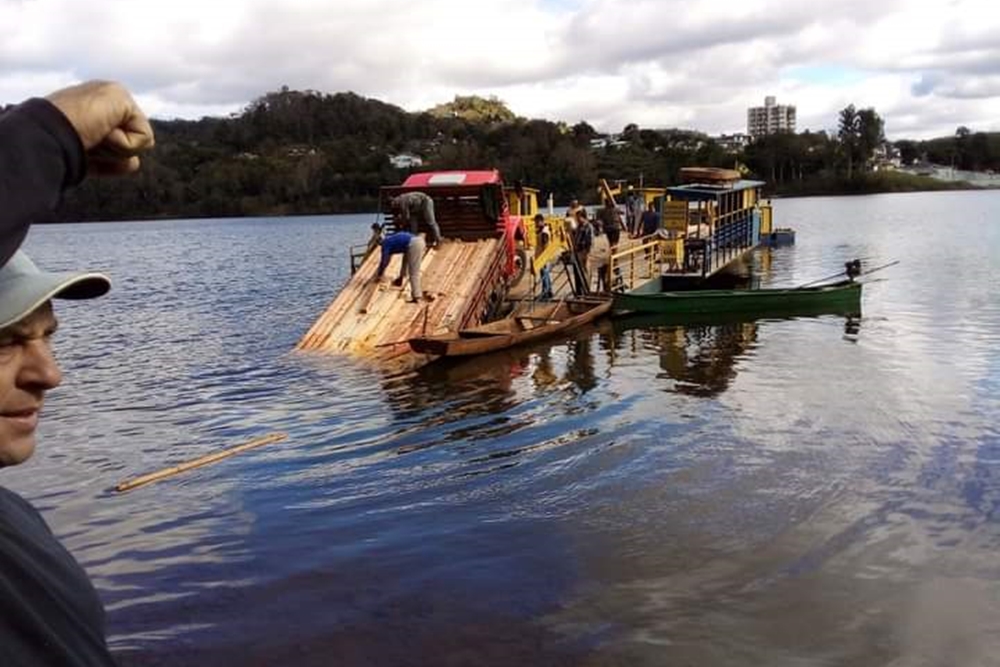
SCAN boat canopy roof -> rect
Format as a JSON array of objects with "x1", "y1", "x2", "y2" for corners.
[
  {"x1": 400, "y1": 170, "x2": 503, "y2": 188},
  {"x1": 666, "y1": 179, "x2": 765, "y2": 201}
]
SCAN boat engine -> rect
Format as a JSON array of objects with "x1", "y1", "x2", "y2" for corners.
[{"x1": 845, "y1": 259, "x2": 862, "y2": 280}]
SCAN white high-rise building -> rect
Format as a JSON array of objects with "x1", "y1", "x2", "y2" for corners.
[{"x1": 747, "y1": 96, "x2": 796, "y2": 137}]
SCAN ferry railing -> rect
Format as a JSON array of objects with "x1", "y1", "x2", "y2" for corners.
[
  {"x1": 609, "y1": 236, "x2": 684, "y2": 290},
  {"x1": 349, "y1": 243, "x2": 373, "y2": 275}
]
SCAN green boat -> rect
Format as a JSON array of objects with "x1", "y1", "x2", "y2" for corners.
[{"x1": 612, "y1": 277, "x2": 862, "y2": 317}]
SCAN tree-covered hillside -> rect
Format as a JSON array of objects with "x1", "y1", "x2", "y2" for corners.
[{"x1": 46, "y1": 89, "x2": 988, "y2": 223}]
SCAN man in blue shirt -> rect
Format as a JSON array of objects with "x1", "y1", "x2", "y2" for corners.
[{"x1": 374, "y1": 232, "x2": 435, "y2": 303}]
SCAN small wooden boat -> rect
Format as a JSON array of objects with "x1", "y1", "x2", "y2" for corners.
[
  {"x1": 612, "y1": 278, "x2": 862, "y2": 316},
  {"x1": 678, "y1": 167, "x2": 741, "y2": 184},
  {"x1": 408, "y1": 298, "x2": 612, "y2": 357}
]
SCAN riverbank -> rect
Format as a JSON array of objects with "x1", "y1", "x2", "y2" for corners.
[{"x1": 770, "y1": 170, "x2": 986, "y2": 198}]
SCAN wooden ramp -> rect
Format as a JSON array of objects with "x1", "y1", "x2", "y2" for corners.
[{"x1": 296, "y1": 238, "x2": 503, "y2": 363}]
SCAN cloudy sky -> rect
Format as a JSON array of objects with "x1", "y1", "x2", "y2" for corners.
[{"x1": 1, "y1": 0, "x2": 997, "y2": 140}]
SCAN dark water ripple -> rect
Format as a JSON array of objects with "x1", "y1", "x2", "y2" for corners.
[{"x1": 3, "y1": 192, "x2": 1000, "y2": 665}]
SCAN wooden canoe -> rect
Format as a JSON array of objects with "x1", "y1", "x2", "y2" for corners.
[
  {"x1": 612, "y1": 279, "x2": 862, "y2": 316},
  {"x1": 408, "y1": 298, "x2": 612, "y2": 357}
]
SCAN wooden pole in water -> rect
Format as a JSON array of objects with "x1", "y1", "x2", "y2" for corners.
[{"x1": 114, "y1": 432, "x2": 288, "y2": 493}]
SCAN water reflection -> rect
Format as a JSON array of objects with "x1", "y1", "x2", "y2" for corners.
[
  {"x1": 610, "y1": 310, "x2": 862, "y2": 397},
  {"x1": 401, "y1": 305, "x2": 864, "y2": 406},
  {"x1": 407, "y1": 325, "x2": 609, "y2": 404}
]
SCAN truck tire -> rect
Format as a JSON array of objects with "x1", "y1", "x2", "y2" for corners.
[{"x1": 510, "y1": 248, "x2": 528, "y2": 287}]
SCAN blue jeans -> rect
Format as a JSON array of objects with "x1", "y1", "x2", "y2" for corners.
[{"x1": 539, "y1": 265, "x2": 553, "y2": 299}]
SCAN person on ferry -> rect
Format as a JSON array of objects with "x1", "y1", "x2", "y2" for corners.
[
  {"x1": 533, "y1": 214, "x2": 554, "y2": 300},
  {"x1": 571, "y1": 209, "x2": 593, "y2": 295},
  {"x1": 389, "y1": 192, "x2": 442, "y2": 247},
  {"x1": 373, "y1": 231, "x2": 435, "y2": 303}
]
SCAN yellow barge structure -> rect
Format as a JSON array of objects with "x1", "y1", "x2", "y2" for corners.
[{"x1": 297, "y1": 167, "x2": 779, "y2": 367}]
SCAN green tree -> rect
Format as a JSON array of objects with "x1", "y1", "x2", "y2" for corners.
[
  {"x1": 838, "y1": 104, "x2": 859, "y2": 178},
  {"x1": 856, "y1": 108, "x2": 885, "y2": 170}
]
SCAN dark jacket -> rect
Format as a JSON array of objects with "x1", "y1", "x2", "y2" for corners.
[
  {"x1": 0, "y1": 487, "x2": 116, "y2": 666},
  {"x1": 0, "y1": 98, "x2": 86, "y2": 268},
  {"x1": 573, "y1": 220, "x2": 593, "y2": 253}
]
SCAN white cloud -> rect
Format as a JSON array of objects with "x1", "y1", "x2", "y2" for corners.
[{"x1": 1, "y1": 0, "x2": 997, "y2": 138}]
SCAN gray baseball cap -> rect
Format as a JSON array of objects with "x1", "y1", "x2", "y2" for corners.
[{"x1": 0, "y1": 250, "x2": 110, "y2": 330}]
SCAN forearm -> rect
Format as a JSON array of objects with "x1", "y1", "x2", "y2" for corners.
[
  {"x1": 0, "y1": 99, "x2": 86, "y2": 266},
  {"x1": 376, "y1": 252, "x2": 391, "y2": 277}
]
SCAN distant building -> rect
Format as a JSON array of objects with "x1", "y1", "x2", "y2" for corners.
[
  {"x1": 716, "y1": 133, "x2": 750, "y2": 153},
  {"x1": 872, "y1": 143, "x2": 902, "y2": 170},
  {"x1": 589, "y1": 135, "x2": 628, "y2": 150},
  {"x1": 389, "y1": 153, "x2": 423, "y2": 169},
  {"x1": 747, "y1": 96, "x2": 796, "y2": 137}
]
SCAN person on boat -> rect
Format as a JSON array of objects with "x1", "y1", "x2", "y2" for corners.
[
  {"x1": 597, "y1": 200, "x2": 622, "y2": 243},
  {"x1": 373, "y1": 231, "x2": 435, "y2": 303},
  {"x1": 640, "y1": 200, "x2": 660, "y2": 237},
  {"x1": 565, "y1": 199, "x2": 584, "y2": 220},
  {"x1": 625, "y1": 188, "x2": 642, "y2": 235},
  {"x1": 389, "y1": 192, "x2": 442, "y2": 247},
  {"x1": 363, "y1": 222, "x2": 384, "y2": 261},
  {"x1": 533, "y1": 213, "x2": 554, "y2": 300},
  {"x1": 590, "y1": 219, "x2": 611, "y2": 293},
  {"x1": 571, "y1": 209, "x2": 593, "y2": 295},
  {"x1": 0, "y1": 80, "x2": 153, "y2": 667}
]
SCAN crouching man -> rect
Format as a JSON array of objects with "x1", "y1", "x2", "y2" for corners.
[
  {"x1": 0, "y1": 251, "x2": 117, "y2": 666},
  {"x1": 372, "y1": 231, "x2": 436, "y2": 304}
]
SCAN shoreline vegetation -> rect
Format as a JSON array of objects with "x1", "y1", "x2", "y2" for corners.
[
  {"x1": 41, "y1": 88, "x2": 999, "y2": 223},
  {"x1": 770, "y1": 171, "x2": 984, "y2": 198}
]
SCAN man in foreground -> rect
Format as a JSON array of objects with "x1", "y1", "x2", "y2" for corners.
[
  {"x1": 0, "y1": 80, "x2": 154, "y2": 665},
  {"x1": 0, "y1": 252, "x2": 116, "y2": 665}
]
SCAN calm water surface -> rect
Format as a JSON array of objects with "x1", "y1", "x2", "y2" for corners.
[{"x1": 7, "y1": 190, "x2": 1000, "y2": 666}]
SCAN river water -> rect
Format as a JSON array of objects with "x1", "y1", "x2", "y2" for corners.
[{"x1": 6, "y1": 189, "x2": 1000, "y2": 666}]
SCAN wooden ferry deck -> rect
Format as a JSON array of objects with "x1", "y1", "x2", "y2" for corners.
[{"x1": 296, "y1": 238, "x2": 503, "y2": 363}]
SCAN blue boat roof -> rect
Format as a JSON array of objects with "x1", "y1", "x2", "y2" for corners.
[{"x1": 667, "y1": 179, "x2": 766, "y2": 199}]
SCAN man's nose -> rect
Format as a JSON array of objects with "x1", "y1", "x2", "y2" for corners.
[{"x1": 19, "y1": 339, "x2": 63, "y2": 391}]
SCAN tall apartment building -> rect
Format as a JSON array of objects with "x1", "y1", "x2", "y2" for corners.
[{"x1": 747, "y1": 96, "x2": 796, "y2": 137}]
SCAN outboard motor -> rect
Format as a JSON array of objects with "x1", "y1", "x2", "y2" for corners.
[{"x1": 845, "y1": 259, "x2": 862, "y2": 280}]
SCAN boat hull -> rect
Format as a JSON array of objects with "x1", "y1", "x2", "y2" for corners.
[
  {"x1": 409, "y1": 299, "x2": 611, "y2": 357},
  {"x1": 612, "y1": 279, "x2": 862, "y2": 317}
]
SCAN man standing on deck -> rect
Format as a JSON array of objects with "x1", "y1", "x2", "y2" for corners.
[
  {"x1": 0, "y1": 80, "x2": 154, "y2": 666},
  {"x1": 571, "y1": 209, "x2": 594, "y2": 295},
  {"x1": 390, "y1": 192, "x2": 442, "y2": 247},
  {"x1": 597, "y1": 199, "x2": 622, "y2": 246},
  {"x1": 373, "y1": 231, "x2": 436, "y2": 303},
  {"x1": 533, "y1": 213, "x2": 554, "y2": 300},
  {"x1": 640, "y1": 200, "x2": 661, "y2": 237}
]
